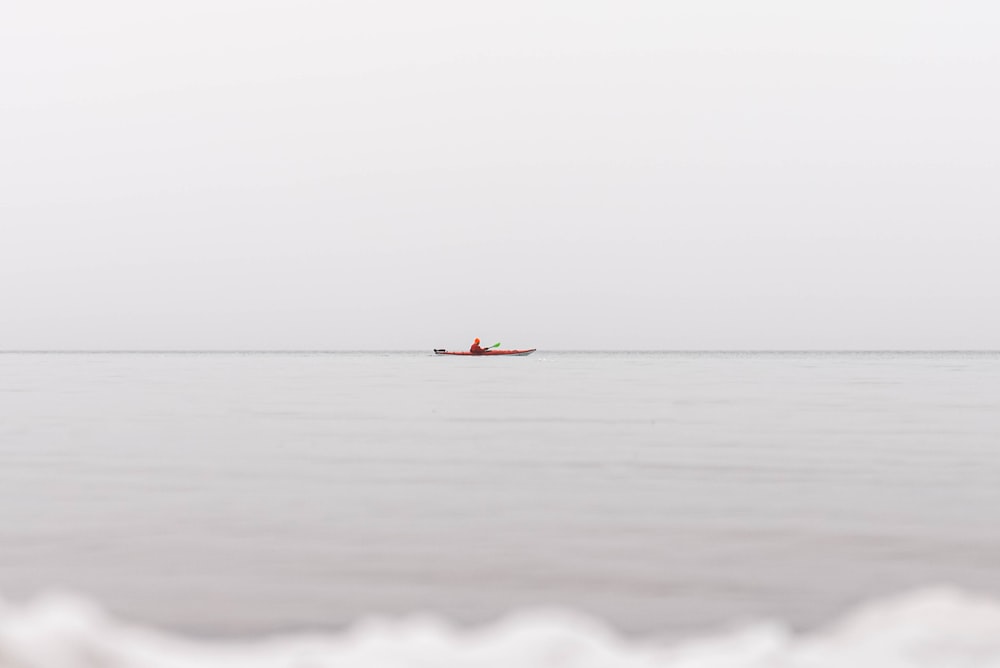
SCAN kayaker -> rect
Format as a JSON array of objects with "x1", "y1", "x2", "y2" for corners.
[{"x1": 469, "y1": 338, "x2": 488, "y2": 354}]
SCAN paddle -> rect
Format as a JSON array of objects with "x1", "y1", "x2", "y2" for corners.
[{"x1": 489, "y1": 342, "x2": 501, "y2": 349}]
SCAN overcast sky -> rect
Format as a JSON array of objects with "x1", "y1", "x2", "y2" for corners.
[{"x1": 2, "y1": 1, "x2": 998, "y2": 350}]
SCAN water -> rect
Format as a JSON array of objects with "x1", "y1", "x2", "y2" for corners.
[{"x1": 1, "y1": 351, "x2": 999, "y2": 655}]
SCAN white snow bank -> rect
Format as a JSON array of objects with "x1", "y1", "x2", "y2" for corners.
[{"x1": 2, "y1": 587, "x2": 1000, "y2": 668}]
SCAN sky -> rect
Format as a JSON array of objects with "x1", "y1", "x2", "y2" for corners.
[{"x1": 2, "y1": 1, "x2": 998, "y2": 350}]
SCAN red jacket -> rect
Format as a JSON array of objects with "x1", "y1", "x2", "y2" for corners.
[{"x1": 470, "y1": 341, "x2": 487, "y2": 354}]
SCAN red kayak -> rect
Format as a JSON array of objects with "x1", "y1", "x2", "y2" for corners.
[{"x1": 434, "y1": 349, "x2": 536, "y2": 356}]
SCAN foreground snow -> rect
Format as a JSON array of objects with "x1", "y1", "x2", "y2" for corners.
[{"x1": 2, "y1": 588, "x2": 1000, "y2": 667}]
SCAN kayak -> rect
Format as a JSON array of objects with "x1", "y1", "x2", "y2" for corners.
[{"x1": 434, "y1": 349, "x2": 536, "y2": 356}]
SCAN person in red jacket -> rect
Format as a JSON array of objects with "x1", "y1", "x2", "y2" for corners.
[{"x1": 469, "y1": 338, "x2": 488, "y2": 354}]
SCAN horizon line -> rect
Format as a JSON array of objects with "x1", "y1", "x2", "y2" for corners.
[{"x1": 2, "y1": 349, "x2": 999, "y2": 354}]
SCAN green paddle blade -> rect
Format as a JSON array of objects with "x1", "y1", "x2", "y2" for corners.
[{"x1": 490, "y1": 342, "x2": 501, "y2": 348}]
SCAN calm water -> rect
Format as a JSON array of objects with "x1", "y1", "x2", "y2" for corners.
[{"x1": 1, "y1": 351, "x2": 999, "y2": 638}]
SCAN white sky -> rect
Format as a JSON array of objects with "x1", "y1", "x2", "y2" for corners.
[{"x1": 2, "y1": 1, "x2": 998, "y2": 350}]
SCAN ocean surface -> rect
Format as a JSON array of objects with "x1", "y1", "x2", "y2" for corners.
[{"x1": 2, "y1": 351, "x2": 1000, "y2": 666}]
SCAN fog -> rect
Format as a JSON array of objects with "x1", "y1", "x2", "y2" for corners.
[{"x1": 2, "y1": 1, "x2": 998, "y2": 349}]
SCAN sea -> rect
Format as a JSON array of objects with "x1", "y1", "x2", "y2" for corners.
[{"x1": 1, "y1": 351, "x2": 999, "y2": 667}]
